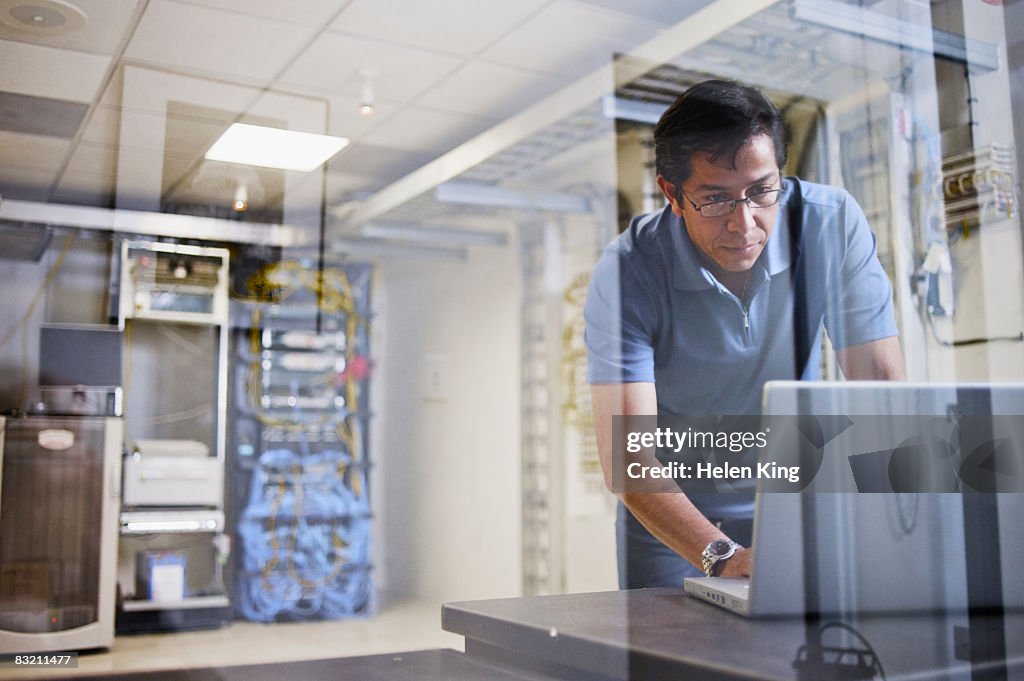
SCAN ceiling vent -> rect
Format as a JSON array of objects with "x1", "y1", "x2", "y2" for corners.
[
  {"x1": 0, "y1": 0, "x2": 87, "y2": 35},
  {"x1": 0, "y1": 91, "x2": 88, "y2": 138}
]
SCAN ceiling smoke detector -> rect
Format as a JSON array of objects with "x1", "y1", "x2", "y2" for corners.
[{"x1": 0, "y1": 0, "x2": 87, "y2": 35}]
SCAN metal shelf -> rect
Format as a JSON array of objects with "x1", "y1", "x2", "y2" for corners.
[
  {"x1": 120, "y1": 509, "x2": 225, "y2": 534},
  {"x1": 121, "y1": 595, "x2": 230, "y2": 612}
]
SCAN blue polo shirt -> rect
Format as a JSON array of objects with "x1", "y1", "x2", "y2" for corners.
[{"x1": 584, "y1": 178, "x2": 898, "y2": 518}]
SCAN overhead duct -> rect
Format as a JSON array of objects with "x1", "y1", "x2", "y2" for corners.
[{"x1": 790, "y1": 0, "x2": 999, "y2": 70}]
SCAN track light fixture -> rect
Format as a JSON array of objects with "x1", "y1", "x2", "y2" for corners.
[{"x1": 359, "y1": 68, "x2": 377, "y2": 117}]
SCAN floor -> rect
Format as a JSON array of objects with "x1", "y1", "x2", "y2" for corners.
[{"x1": 0, "y1": 600, "x2": 463, "y2": 680}]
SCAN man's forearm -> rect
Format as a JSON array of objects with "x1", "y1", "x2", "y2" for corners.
[
  {"x1": 836, "y1": 336, "x2": 906, "y2": 380},
  {"x1": 593, "y1": 382, "x2": 751, "y2": 578},
  {"x1": 619, "y1": 491, "x2": 729, "y2": 571}
]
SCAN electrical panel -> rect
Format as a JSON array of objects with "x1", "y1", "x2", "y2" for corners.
[{"x1": 229, "y1": 258, "x2": 374, "y2": 622}]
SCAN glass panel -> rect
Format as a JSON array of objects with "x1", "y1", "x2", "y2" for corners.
[{"x1": 0, "y1": 417, "x2": 105, "y2": 633}]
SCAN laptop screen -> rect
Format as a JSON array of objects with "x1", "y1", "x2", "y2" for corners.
[{"x1": 748, "y1": 381, "x2": 1023, "y2": 616}]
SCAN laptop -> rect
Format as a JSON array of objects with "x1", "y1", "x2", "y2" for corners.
[{"x1": 684, "y1": 380, "x2": 1024, "y2": 617}]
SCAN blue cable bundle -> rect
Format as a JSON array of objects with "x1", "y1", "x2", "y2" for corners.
[{"x1": 237, "y1": 448, "x2": 373, "y2": 621}]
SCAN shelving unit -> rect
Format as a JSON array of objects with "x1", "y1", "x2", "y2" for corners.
[
  {"x1": 228, "y1": 258, "x2": 374, "y2": 622},
  {"x1": 114, "y1": 240, "x2": 232, "y2": 632}
]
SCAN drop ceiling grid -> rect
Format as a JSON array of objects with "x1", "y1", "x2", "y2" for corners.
[
  {"x1": 478, "y1": 0, "x2": 664, "y2": 78},
  {"x1": 277, "y1": 30, "x2": 464, "y2": 104},
  {"x1": 0, "y1": 0, "x2": 901, "y2": 213},
  {"x1": 0, "y1": 130, "x2": 71, "y2": 173},
  {"x1": 175, "y1": 0, "x2": 347, "y2": 27},
  {"x1": 59, "y1": 141, "x2": 118, "y2": 183},
  {"x1": 413, "y1": 60, "x2": 570, "y2": 122},
  {"x1": 0, "y1": 166, "x2": 54, "y2": 200},
  {"x1": 327, "y1": 144, "x2": 435, "y2": 188},
  {"x1": 0, "y1": 0, "x2": 140, "y2": 55},
  {"x1": 328, "y1": 0, "x2": 553, "y2": 57},
  {"x1": 53, "y1": 141, "x2": 119, "y2": 204},
  {"x1": 122, "y1": 0, "x2": 322, "y2": 84},
  {"x1": 0, "y1": 40, "x2": 111, "y2": 102},
  {"x1": 360, "y1": 107, "x2": 496, "y2": 155}
]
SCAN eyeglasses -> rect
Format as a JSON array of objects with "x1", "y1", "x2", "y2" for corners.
[{"x1": 676, "y1": 185, "x2": 782, "y2": 218}]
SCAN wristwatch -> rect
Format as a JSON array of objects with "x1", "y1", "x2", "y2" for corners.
[{"x1": 701, "y1": 539, "x2": 741, "y2": 577}]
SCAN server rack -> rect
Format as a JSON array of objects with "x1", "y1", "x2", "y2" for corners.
[
  {"x1": 229, "y1": 259, "x2": 374, "y2": 622},
  {"x1": 115, "y1": 240, "x2": 232, "y2": 632}
]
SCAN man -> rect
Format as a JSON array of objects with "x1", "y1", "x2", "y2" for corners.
[{"x1": 584, "y1": 80, "x2": 905, "y2": 589}]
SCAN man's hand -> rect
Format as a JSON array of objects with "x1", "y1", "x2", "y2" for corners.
[{"x1": 717, "y1": 547, "x2": 752, "y2": 578}]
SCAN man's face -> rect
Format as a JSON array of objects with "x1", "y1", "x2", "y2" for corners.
[{"x1": 657, "y1": 134, "x2": 781, "y2": 274}]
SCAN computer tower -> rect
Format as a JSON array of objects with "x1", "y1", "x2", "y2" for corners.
[{"x1": 0, "y1": 416, "x2": 122, "y2": 653}]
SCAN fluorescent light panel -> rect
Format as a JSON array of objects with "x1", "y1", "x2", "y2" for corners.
[{"x1": 205, "y1": 123, "x2": 349, "y2": 172}]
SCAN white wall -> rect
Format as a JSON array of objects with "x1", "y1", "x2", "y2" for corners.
[{"x1": 371, "y1": 241, "x2": 522, "y2": 606}]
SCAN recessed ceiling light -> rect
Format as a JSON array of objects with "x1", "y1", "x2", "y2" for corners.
[{"x1": 205, "y1": 123, "x2": 349, "y2": 172}]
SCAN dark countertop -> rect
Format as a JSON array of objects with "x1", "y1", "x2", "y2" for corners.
[
  {"x1": 443, "y1": 587, "x2": 1022, "y2": 680},
  {"x1": 25, "y1": 649, "x2": 559, "y2": 681}
]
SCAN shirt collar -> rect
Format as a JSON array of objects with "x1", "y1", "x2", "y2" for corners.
[{"x1": 669, "y1": 177, "x2": 796, "y2": 291}]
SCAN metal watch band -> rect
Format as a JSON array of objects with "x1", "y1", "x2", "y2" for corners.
[{"x1": 701, "y1": 539, "x2": 741, "y2": 577}]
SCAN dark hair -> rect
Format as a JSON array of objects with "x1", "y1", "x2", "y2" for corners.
[{"x1": 653, "y1": 80, "x2": 788, "y2": 185}]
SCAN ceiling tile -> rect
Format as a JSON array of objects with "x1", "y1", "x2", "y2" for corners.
[
  {"x1": 80, "y1": 105, "x2": 121, "y2": 147},
  {"x1": 0, "y1": 167, "x2": 54, "y2": 200},
  {"x1": 51, "y1": 175, "x2": 114, "y2": 207},
  {"x1": 116, "y1": 109, "x2": 175, "y2": 153},
  {"x1": 362, "y1": 106, "x2": 494, "y2": 154},
  {"x1": 61, "y1": 141, "x2": 117, "y2": 180},
  {"x1": 244, "y1": 91, "x2": 326, "y2": 133},
  {"x1": 0, "y1": 40, "x2": 110, "y2": 102},
  {"x1": 0, "y1": 131, "x2": 70, "y2": 172},
  {"x1": 97, "y1": 68, "x2": 124, "y2": 107},
  {"x1": 481, "y1": 0, "x2": 660, "y2": 78},
  {"x1": 325, "y1": 170, "x2": 377, "y2": 203},
  {"x1": 331, "y1": 0, "x2": 549, "y2": 56},
  {"x1": 415, "y1": 61, "x2": 568, "y2": 120},
  {"x1": 0, "y1": 0, "x2": 141, "y2": 56},
  {"x1": 54, "y1": 142, "x2": 117, "y2": 206},
  {"x1": 124, "y1": 0, "x2": 318, "y2": 83},
  {"x1": 176, "y1": 0, "x2": 346, "y2": 26},
  {"x1": 279, "y1": 31, "x2": 462, "y2": 104},
  {"x1": 326, "y1": 142, "x2": 433, "y2": 186},
  {"x1": 327, "y1": 94, "x2": 400, "y2": 141},
  {"x1": 162, "y1": 112, "x2": 231, "y2": 158}
]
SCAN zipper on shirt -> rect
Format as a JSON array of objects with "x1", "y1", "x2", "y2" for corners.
[{"x1": 716, "y1": 275, "x2": 755, "y2": 343}]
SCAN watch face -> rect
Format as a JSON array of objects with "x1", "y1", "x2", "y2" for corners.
[{"x1": 708, "y1": 539, "x2": 733, "y2": 557}]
